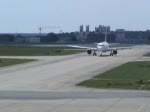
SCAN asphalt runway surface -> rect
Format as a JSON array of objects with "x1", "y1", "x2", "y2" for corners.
[
  {"x1": 0, "y1": 91, "x2": 150, "y2": 100},
  {"x1": 0, "y1": 45, "x2": 150, "y2": 112}
]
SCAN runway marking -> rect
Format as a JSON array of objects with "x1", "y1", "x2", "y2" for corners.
[
  {"x1": 101, "y1": 98, "x2": 122, "y2": 112},
  {"x1": 48, "y1": 62, "x2": 116, "y2": 87},
  {"x1": 48, "y1": 73, "x2": 86, "y2": 87}
]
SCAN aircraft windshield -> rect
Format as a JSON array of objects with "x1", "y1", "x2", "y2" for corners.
[{"x1": 98, "y1": 45, "x2": 104, "y2": 47}]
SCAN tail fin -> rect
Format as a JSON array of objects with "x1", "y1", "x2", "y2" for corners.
[{"x1": 105, "y1": 29, "x2": 107, "y2": 42}]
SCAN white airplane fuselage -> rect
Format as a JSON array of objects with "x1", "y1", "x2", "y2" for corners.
[{"x1": 97, "y1": 42, "x2": 109, "y2": 52}]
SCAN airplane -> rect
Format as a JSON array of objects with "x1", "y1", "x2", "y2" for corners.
[{"x1": 68, "y1": 31, "x2": 131, "y2": 56}]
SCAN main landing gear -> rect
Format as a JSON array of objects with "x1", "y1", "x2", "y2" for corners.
[
  {"x1": 93, "y1": 50, "x2": 97, "y2": 56},
  {"x1": 110, "y1": 51, "x2": 113, "y2": 56}
]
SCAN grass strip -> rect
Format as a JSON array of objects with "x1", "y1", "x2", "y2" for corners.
[
  {"x1": 0, "y1": 46, "x2": 84, "y2": 56},
  {"x1": 77, "y1": 61, "x2": 150, "y2": 90},
  {"x1": 0, "y1": 58, "x2": 35, "y2": 67},
  {"x1": 144, "y1": 53, "x2": 150, "y2": 57}
]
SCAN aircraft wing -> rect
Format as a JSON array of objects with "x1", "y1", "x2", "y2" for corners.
[
  {"x1": 107, "y1": 47, "x2": 131, "y2": 51},
  {"x1": 109, "y1": 43, "x2": 120, "y2": 46},
  {"x1": 68, "y1": 45, "x2": 97, "y2": 50}
]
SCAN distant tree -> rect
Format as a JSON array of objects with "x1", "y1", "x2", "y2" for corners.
[
  {"x1": 8, "y1": 35, "x2": 14, "y2": 42},
  {"x1": 71, "y1": 35, "x2": 77, "y2": 41},
  {"x1": 47, "y1": 33, "x2": 59, "y2": 42},
  {"x1": 0, "y1": 34, "x2": 14, "y2": 42},
  {"x1": 148, "y1": 36, "x2": 150, "y2": 41}
]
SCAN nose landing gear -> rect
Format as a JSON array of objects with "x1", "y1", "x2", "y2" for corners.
[{"x1": 99, "y1": 52, "x2": 102, "y2": 56}]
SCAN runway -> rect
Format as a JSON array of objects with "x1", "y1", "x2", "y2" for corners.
[
  {"x1": 0, "y1": 45, "x2": 150, "y2": 112},
  {"x1": 0, "y1": 91, "x2": 150, "y2": 100}
]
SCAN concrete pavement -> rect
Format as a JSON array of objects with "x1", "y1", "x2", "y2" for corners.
[{"x1": 0, "y1": 45, "x2": 149, "y2": 112}]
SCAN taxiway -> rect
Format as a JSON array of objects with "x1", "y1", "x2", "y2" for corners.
[{"x1": 0, "y1": 45, "x2": 149, "y2": 112}]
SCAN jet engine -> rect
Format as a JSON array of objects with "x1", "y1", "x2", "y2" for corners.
[
  {"x1": 113, "y1": 50, "x2": 118, "y2": 55},
  {"x1": 87, "y1": 49, "x2": 92, "y2": 55}
]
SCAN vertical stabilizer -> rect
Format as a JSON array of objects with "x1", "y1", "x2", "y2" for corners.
[{"x1": 105, "y1": 29, "x2": 107, "y2": 42}]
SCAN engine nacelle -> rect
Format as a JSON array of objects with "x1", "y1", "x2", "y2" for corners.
[
  {"x1": 87, "y1": 49, "x2": 92, "y2": 55},
  {"x1": 113, "y1": 50, "x2": 118, "y2": 55}
]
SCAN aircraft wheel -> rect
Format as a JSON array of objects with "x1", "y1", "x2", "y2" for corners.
[
  {"x1": 93, "y1": 53, "x2": 97, "y2": 56},
  {"x1": 110, "y1": 53, "x2": 113, "y2": 56}
]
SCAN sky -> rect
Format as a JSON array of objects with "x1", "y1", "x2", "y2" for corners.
[{"x1": 0, "y1": 0, "x2": 150, "y2": 33}]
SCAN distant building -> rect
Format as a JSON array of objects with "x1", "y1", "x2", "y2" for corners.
[
  {"x1": 95, "y1": 25, "x2": 110, "y2": 33},
  {"x1": 78, "y1": 24, "x2": 111, "y2": 41},
  {"x1": 116, "y1": 29, "x2": 125, "y2": 32},
  {"x1": 14, "y1": 35, "x2": 26, "y2": 43},
  {"x1": 78, "y1": 25, "x2": 85, "y2": 41},
  {"x1": 15, "y1": 35, "x2": 40, "y2": 43},
  {"x1": 85, "y1": 25, "x2": 90, "y2": 40},
  {"x1": 115, "y1": 29, "x2": 126, "y2": 43},
  {"x1": 86, "y1": 25, "x2": 90, "y2": 33},
  {"x1": 79, "y1": 25, "x2": 84, "y2": 32},
  {"x1": 26, "y1": 37, "x2": 40, "y2": 43},
  {"x1": 95, "y1": 27, "x2": 100, "y2": 34}
]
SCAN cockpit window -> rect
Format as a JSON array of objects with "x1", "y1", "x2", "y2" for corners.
[{"x1": 98, "y1": 45, "x2": 104, "y2": 47}]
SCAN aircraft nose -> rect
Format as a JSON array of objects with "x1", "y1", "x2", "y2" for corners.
[{"x1": 98, "y1": 46, "x2": 103, "y2": 50}]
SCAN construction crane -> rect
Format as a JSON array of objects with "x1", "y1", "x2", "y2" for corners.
[{"x1": 39, "y1": 26, "x2": 61, "y2": 36}]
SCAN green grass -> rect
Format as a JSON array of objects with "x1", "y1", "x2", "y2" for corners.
[
  {"x1": 77, "y1": 61, "x2": 150, "y2": 90},
  {"x1": 0, "y1": 58, "x2": 35, "y2": 67},
  {"x1": 0, "y1": 45, "x2": 84, "y2": 56},
  {"x1": 144, "y1": 53, "x2": 150, "y2": 57}
]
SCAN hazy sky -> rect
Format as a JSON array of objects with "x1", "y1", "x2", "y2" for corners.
[{"x1": 0, "y1": 0, "x2": 150, "y2": 33}]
